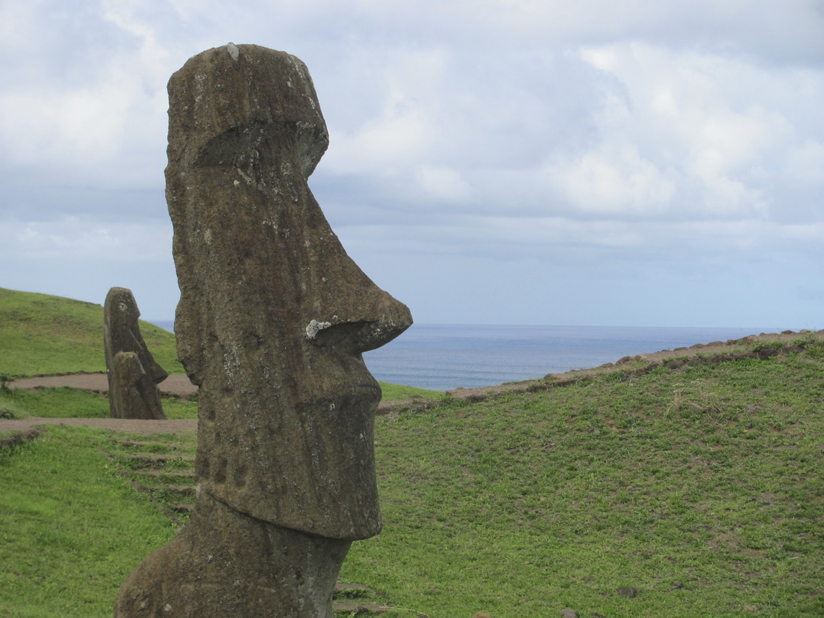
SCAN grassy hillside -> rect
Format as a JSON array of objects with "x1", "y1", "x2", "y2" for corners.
[
  {"x1": 2, "y1": 344, "x2": 823, "y2": 616},
  {"x1": 0, "y1": 287, "x2": 183, "y2": 377},
  {"x1": 347, "y1": 347, "x2": 824, "y2": 616},
  {"x1": 0, "y1": 427, "x2": 180, "y2": 618}
]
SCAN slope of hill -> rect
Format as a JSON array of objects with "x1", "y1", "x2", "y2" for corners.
[
  {"x1": 0, "y1": 287, "x2": 183, "y2": 378},
  {"x1": 1, "y1": 286, "x2": 822, "y2": 616},
  {"x1": 1, "y1": 343, "x2": 822, "y2": 616},
  {"x1": 340, "y1": 344, "x2": 824, "y2": 616}
]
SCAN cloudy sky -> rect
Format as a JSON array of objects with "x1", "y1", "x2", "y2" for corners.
[{"x1": 2, "y1": 0, "x2": 823, "y2": 328}]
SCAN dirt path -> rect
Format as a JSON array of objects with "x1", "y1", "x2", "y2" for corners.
[
  {"x1": 8, "y1": 373, "x2": 197, "y2": 397},
  {"x1": 0, "y1": 417, "x2": 197, "y2": 436},
  {"x1": 2, "y1": 374, "x2": 198, "y2": 435}
]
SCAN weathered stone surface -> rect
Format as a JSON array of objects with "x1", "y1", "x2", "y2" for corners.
[
  {"x1": 165, "y1": 42, "x2": 411, "y2": 541},
  {"x1": 109, "y1": 352, "x2": 157, "y2": 421},
  {"x1": 114, "y1": 492, "x2": 350, "y2": 618},
  {"x1": 115, "y1": 43, "x2": 411, "y2": 617},
  {"x1": 104, "y1": 287, "x2": 167, "y2": 420}
]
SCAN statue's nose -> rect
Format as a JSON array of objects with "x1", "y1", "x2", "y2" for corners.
[{"x1": 306, "y1": 292, "x2": 412, "y2": 354}]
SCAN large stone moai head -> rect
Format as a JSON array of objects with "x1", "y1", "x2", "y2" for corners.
[
  {"x1": 104, "y1": 287, "x2": 168, "y2": 420},
  {"x1": 167, "y1": 44, "x2": 412, "y2": 540}
]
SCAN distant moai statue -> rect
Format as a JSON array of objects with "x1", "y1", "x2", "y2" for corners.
[
  {"x1": 114, "y1": 44, "x2": 412, "y2": 617},
  {"x1": 104, "y1": 287, "x2": 168, "y2": 420}
]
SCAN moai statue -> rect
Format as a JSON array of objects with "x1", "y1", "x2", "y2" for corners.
[
  {"x1": 114, "y1": 44, "x2": 412, "y2": 617},
  {"x1": 104, "y1": 287, "x2": 168, "y2": 420}
]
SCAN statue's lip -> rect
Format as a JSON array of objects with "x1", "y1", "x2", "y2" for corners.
[
  {"x1": 335, "y1": 381, "x2": 383, "y2": 402},
  {"x1": 348, "y1": 381, "x2": 382, "y2": 398},
  {"x1": 311, "y1": 380, "x2": 381, "y2": 400}
]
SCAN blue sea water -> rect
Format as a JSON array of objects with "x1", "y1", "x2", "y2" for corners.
[
  {"x1": 362, "y1": 324, "x2": 775, "y2": 391},
  {"x1": 149, "y1": 320, "x2": 778, "y2": 392}
]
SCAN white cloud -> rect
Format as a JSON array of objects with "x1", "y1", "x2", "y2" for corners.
[
  {"x1": 546, "y1": 144, "x2": 677, "y2": 215},
  {"x1": 326, "y1": 100, "x2": 434, "y2": 176},
  {"x1": 338, "y1": 212, "x2": 824, "y2": 263},
  {"x1": 0, "y1": 1, "x2": 37, "y2": 48},
  {"x1": 323, "y1": 48, "x2": 449, "y2": 175},
  {"x1": 574, "y1": 42, "x2": 820, "y2": 217},
  {"x1": 0, "y1": 216, "x2": 172, "y2": 262},
  {"x1": 318, "y1": 32, "x2": 824, "y2": 225},
  {"x1": 0, "y1": 75, "x2": 136, "y2": 162},
  {"x1": 416, "y1": 166, "x2": 472, "y2": 203},
  {"x1": 580, "y1": 47, "x2": 620, "y2": 72},
  {"x1": 0, "y1": 0, "x2": 189, "y2": 189},
  {"x1": 1, "y1": 0, "x2": 823, "y2": 325},
  {"x1": 786, "y1": 141, "x2": 824, "y2": 186}
]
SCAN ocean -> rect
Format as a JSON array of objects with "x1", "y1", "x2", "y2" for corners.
[{"x1": 148, "y1": 321, "x2": 777, "y2": 392}]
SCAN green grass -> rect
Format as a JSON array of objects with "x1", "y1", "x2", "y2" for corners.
[
  {"x1": 3, "y1": 286, "x2": 821, "y2": 615},
  {"x1": 0, "y1": 387, "x2": 110, "y2": 419},
  {"x1": 337, "y1": 351, "x2": 824, "y2": 617},
  {"x1": 0, "y1": 387, "x2": 198, "y2": 420},
  {"x1": 0, "y1": 287, "x2": 183, "y2": 378},
  {"x1": 378, "y1": 382, "x2": 443, "y2": 401},
  {"x1": 0, "y1": 426, "x2": 179, "y2": 618},
  {"x1": 3, "y1": 349, "x2": 822, "y2": 616}
]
